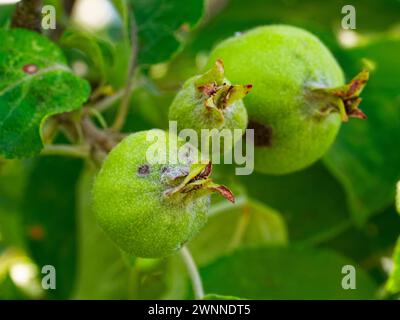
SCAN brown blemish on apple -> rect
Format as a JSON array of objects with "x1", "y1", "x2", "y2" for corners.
[
  {"x1": 248, "y1": 120, "x2": 273, "y2": 147},
  {"x1": 137, "y1": 164, "x2": 150, "y2": 176}
]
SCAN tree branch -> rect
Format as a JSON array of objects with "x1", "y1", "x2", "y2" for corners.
[
  {"x1": 11, "y1": 0, "x2": 43, "y2": 32},
  {"x1": 81, "y1": 117, "x2": 117, "y2": 154},
  {"x1": 93, "y1": 89, "x2": 126, "y2": 112},
  {"x1": 41, "y1": 144, "x2": 89, "y2": 158},
  {"x1": 63, "y1": 0, "x2": 76, "y2": 16}
]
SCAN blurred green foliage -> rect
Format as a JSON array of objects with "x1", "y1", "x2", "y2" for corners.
[{"x1": 0, "y1": 0, "x2": 399, "y2": 300}]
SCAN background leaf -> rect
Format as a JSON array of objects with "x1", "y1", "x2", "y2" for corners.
[
  {"x1": 60, "y1": 29, "x2": 115, "y2": 82},
  {"x1": 0, "y1": 160, "x2": 30, "y2": 249},
  {"x1": 130, "y1": 0, "x2": 204, "y2": 65},
  {"x1": 0, "y1": 274, "x2": 25, "y2": 300},
  {"x1": 0, "y1": 3, "x2": 15, "y2": 28},
  {"x1": 0, "y1": 29, "x2": 90, "y2": 158},
  {"x1": 325, "y1": 38, "x2": 400, "y2": 224},
  {"x1": 21, "y1": 156, "x2": 83, "y2": 299},
  {"x1": 190, "y1": 199, "x2": 287, "y2": 266},
  {"x1": 236, "y1": 163, "x2": 351, "y2": 244},
  {"x1": 201, "y1": 246, "x2": 377, "y2": 299},
  {"x1": 320, "y1": 207, "x2": 400, "y2": 284},
  {"x1": 0, "y1": 159, "x2": 33, "y2": 300}
]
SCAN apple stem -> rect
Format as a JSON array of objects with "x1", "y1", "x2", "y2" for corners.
[
  {"x1": 180, "y1": 246, "x2": 205, "y2": 300},
  {"x1": 41, "y1": 144, "x2": 89, "y2": 158}
]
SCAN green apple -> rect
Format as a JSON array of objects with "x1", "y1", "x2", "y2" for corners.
[{"x1": 208, "y1": 25, "x2": 368, "y2": 174}]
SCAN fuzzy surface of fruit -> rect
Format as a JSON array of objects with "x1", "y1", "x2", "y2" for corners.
[
  {"x1": 169, "y1": 60, "x2": 251, "y2": 153},
  {"x1": 208, "y1": 25, "x2": 368, "y2": 175},
  {"x1": 92, "y1": 130, "x2": 234, "y2": 258}
]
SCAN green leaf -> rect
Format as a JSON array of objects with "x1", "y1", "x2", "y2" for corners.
[
  {"x1": 133, "y1": 255, "x2": 189, "y2": 300},
  {"x1": 0, "y1": 205, "x2": 23, "y2": 249},
  {"x1": 201, "y1": 246, "x2": 377, "y2": 299},
  {"x1": 0, "y1": 4, "x2": 15, "y2": 28},
  {"x1": 21, "y1": 156, "x2": 83, "y2": 299},
  {"x1": 124, "y1": 88, "x2": 174, "y2": 131},
  {"x1": 130, "y1": 0, "x2": 204, "y2": 64},
  {"x1": 60, "y1": 29, "x2": 115, "y2": 81},
  {"x1": 0, "y1": 159, "x2": 30, "y2": 202},
  {"x1": 190, "y1": 199, "x2": 287, "y2": 266},
  {"x1": 236, "y1": 163, "x2": 351, "y2": 244},
  {"x1": 319, "y1": 206, "x2": 400, "y2": 290},
  {"x1": 0, "y1": 160, "x2": 31, "y2": 248},
  {"x1": 0, "y1": 29, "x2": 91, "y2": 158},
  {"x1": 0, "y1": 274, "x2": 26, "y2": 300},
  {"x1": 324, "y1": 38, "x2": 400, "y2": 224},
  {"x1": 386, "y1": 237, "x2": 400, "y2": 294},
  {"x1": 112, "y1": 0, "x2": 129, "y2": 31}
]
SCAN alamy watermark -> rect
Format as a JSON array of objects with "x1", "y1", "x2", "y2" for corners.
[
  {"x1": 341, "y1": 5, "x2": 356, "y2": 30},
  {"x1": 145, "y1": 121, "x2": 255, "y2": 175},
  {"x1": 341, "y1": 265, "x2": 356, "y2": 290},
  {"x1": 41, "y1": 265, "x2": 56, "y2": 290},
  {"x1": 41, "y1": 5, "x2": 56, "y2": 30}
]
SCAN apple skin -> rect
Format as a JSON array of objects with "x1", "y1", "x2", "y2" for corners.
[
  {"x1": 92, "y1": 130, "x2": 208, "y2": 258},
  {"x1": 208, "y1": 25, "x2": 345, "y2": 175}
]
